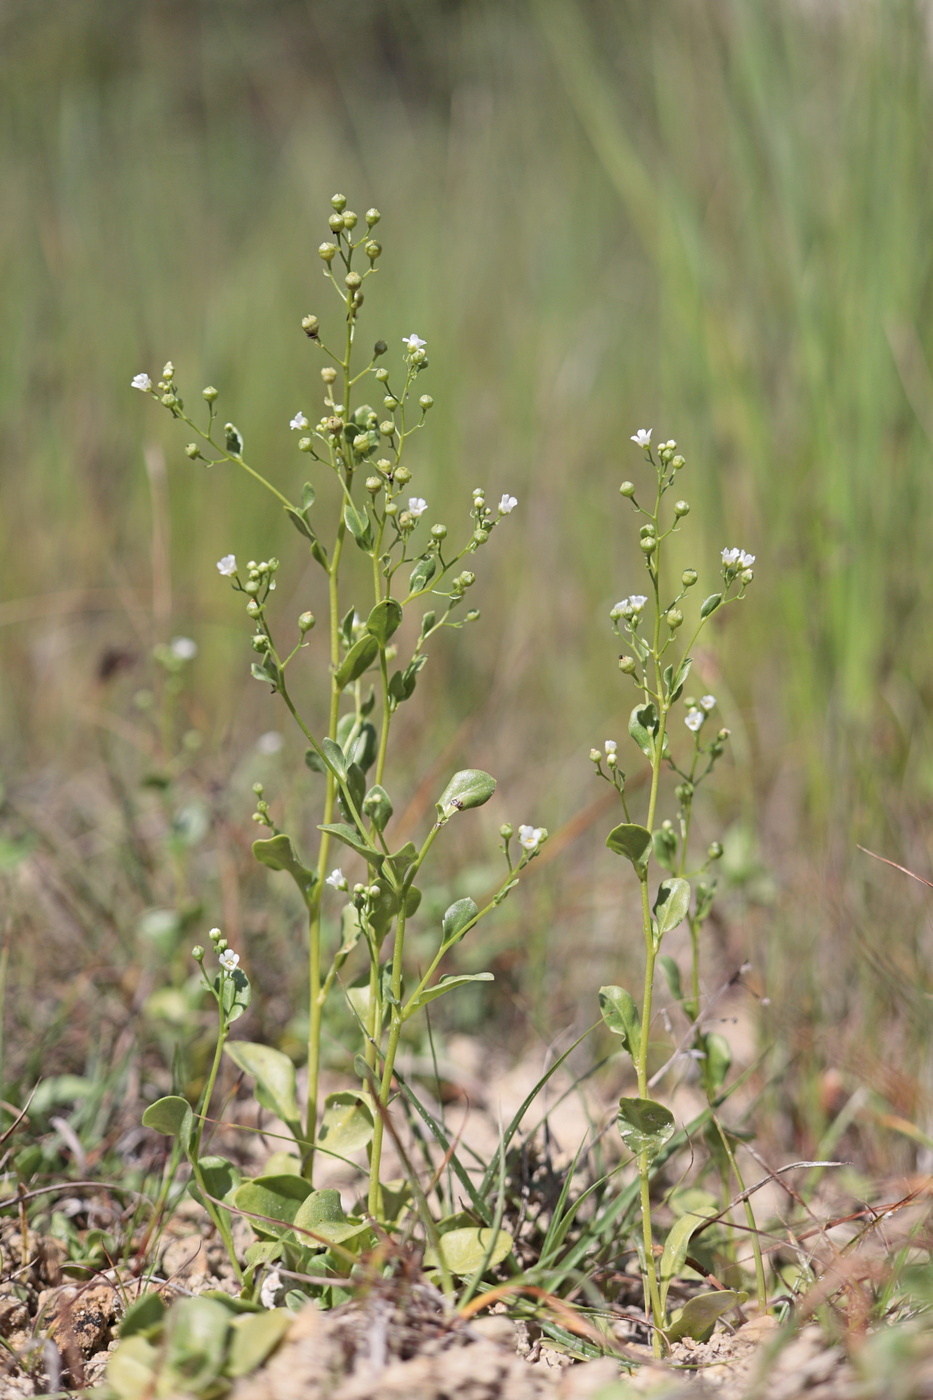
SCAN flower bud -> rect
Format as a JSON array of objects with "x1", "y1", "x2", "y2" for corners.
[
  {"x1": 375, "y1": 369, "x2": 390, "y2": 386},
  {"x1": 162, "y1": 361, "x2": 174, "y2": 379},
  {"x1": 675, "y1": 781, "x2": 694, "y2": 803},
  {"x1": 619, "y1": 481, "x2": 636, "y2": 498},
  {"x1": 366, "y1": 476, "x2": 382, "y2": 496},
  {"x1": 379, "y1": 421, "x2": 395, "y2": 437},
  {"x1": 160, "y1": 393, "x2": 177, "y2": 408},
  {"x1": 672, "y1": 455, "x2": 685, "y2": 470},
  {"x1": 185, "y1": 443, "x2": 200, "y2": 460},
  {"x1": 202, "y1": 386, "x2": 218, "y2": 403},
  {"x1": 298, "y1": 437, "x2": 312, "y2": 453},
  {"x1": 639, "y1": 524, "x2": 656, "y2": 538},
  {"x1": 321, "y1": 366, "x2": 337, "y2": 385},
  {"x1": 345, "y1": 271, "x2": 362, "y2": 291},
  {"x1": 718, "y1": 728, "x2": 731, "y2": 742},
  {"x1": 365, "y1": 240, "x2": 382, "y2": 262},
  {"x1": 366, "y1": 208, "x2": 381, "y2": 226},
  {"x1": 708, "y1": 841, "x2": 724, "y2": 861},
  {"x1": 326, "y1": 416, "x2": 343, "y2": 434},
  {"x1": 473, "y1": 528, "x2": 490, "y2": 545},
  {"x1": 244, "y1": 579, "x2": 261, "y2": 596},
  {"x1": 619, "y1": 655, "x2": 637, "y2": 675},
  {"x1": 665, "y1": 609, "x2": 683, "y2": 629},
  {"x1": 465, "y1": 609, "x2": 480, "y2": 622},
  {"x1": 673, "y1": 500, "x2": 690, "y2": 517},
  {"x1": 328, "y1": 212, "x2": 345, "y2": 233},
  {"x1": 431, "y1": 523, "x2": 447, "y2": 541},
  {"x1": 318, "y1": 242, "x2": 337, "y2": 263},
  {"x1": 298, "y1": 611, "x2": 316, "y2": 634},
  {"x1": 251, "y1": 634, "x2": 270, "y2": 652},
  {"x1": 331, "y1": 192, "x2": 347, "y2": 211},
  {"x1": 682, "y1": 568, "x2": 698, "y2": 587},
  {"x1": 384, "y1": 397, "x2": 399, "y2": 411},
  {"x1": 419, "y1": 394, "x2": 434, "y2": 411},
  {"x1": 246, "y1": 600, "x2": 261, "y2": 618},
  {"x1": 639, "y1": 536, "x2": 657, "y2": 555},
  {"x1": 373, "y1": 339, "x2": 389, "y2": 358},
  {"x1": 343, "y1": 209, "x2": 358, "y2": 229},
  {"x1": 740, "y1": 568, "x2": 754, "y2": 584},
  {"x1": 499, "y1": 823, "x2": 513, "y2": 840},
  {"x1": 459, "y1": 571, "x2": 476, "y2": 588},
  {"x1": 589, "y1": 748, "x2": 601, "y2": 763},
  {"x1": 395, "y1": 465, "x2": 412, "y2": 486},
  {"x1": 192, "y1": 945, "x2": 204, "y2": 961}
]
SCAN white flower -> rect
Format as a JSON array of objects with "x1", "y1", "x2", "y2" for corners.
[
  {"x1": 170, "y1": 637, "x2": 198, "y2": 661},
  {"x1": 403, "y1": 333, "x2": 426, "y2": 353},
  {"x1": 498, "y1": 494, "x2": 518, "y2": 515},
  {"x1": 256, "y1": 731, "x2": 284, "y2": 755},
  {"x1": 290, "y1": 411, "x2": 309, "y2": 431},
  {"x1": 722, "y1": 547, "x2": 755, "y2": 569},
  {"x1": 408, "y1": 497, "x2": 428, "y2": 517},
  {"x1": 217, "y1": 554, "x2": 237, "y2": 576},
  {"x1": 685, "y1": 708, "x2": 705, "y2": 732},
  {"x1": 738, "y1": 550, "x2": 755, "y2": 569},
  {"x1": 630, "y1": 428, "x2": 652, "y2": 448},
  {"x1": 518, "y1": 824, "x2": 546, "y2": 852},
  {"x1": 604, "y1": 740, "x2": 617, "y2": 754},
  {"x1": 209, "y1": 927, "x2": 222, "y2": 939},
  {"x1": 131, "y1": 373, "x2": 152, "y2": 392},
  {"x1": 326, "y1": 868, "x2": 348, "y2": 891},
  {"x1": 699, "y1": 695, "x2": 716, "y2": 712},
  {"x1": 219, "y1": 949, "x2": 240, "y2": 971},
  {"x1": 613, "y1": 594, "x2": 649, "y2": 620}
]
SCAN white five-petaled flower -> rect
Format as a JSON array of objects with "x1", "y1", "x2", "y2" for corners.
[
  {"x1": 685, "y1": 708, "x2": 705, "y2": 732},
  {"x1": 614, "y1": 594, "x2": 648, "y2": 619},
  {"x1": 219, "y1": 949, "x2": 240, "y2": 971},
  {"x1": 170, "y1": 637, "x2": 198, "y2": 661},
  {"x1": 721, "y1": 547, "x2": 756, "y2": 569},
  {"x1": 699, "y1": 695, "x2": 716, "y2": 713},
  {"x1": 217, "y1": 554, "x2": 237, "y2": 576},
  {"x1": 403, "y1": 333, "x2": 426, "y2": 353},
  {"x1": 326, "y1": 868, "x2": 348, "y2": 891},
  {"x1": 518, "y1": 824, "x2": 546, "y2": 852},
  {"x1": 132, "y1": 373, "x2": 152, "y2": 392},
  {"x1": 408, "y1": 497, "x2": 427, "y2": 517},
  {"x1": 631, "y1": 428, "x2": 652, "y2": 448},
  {"x1": 290, "y1": 411, "x2": 310, "y2": 431},
  {"x1": 498, "y1": 494, "x2": 518, "y2": 515}
]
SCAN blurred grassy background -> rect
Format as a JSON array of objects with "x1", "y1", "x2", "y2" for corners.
[{"x1": 3, "y1": 0, "x2": 933, "y2": 1172}]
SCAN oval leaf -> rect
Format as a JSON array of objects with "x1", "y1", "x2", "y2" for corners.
[
  {"x1": 442, "y1": 897, "x2": 479, "y2": 944},
  {"x1": 318, "y1": 822, "x2": 381, "y2": 863},
  {"x1": 321, "y1": 737, "x2": 348, "y2": 781},
  {"x1": 366, "y1": 598, "x2": 403, "y2": 645},
  {"x1": 410, "y1": 971, "x2": 494, "y2": 1010},
  {"x1": 666, "y1": 1289, "x2": 748, "y2": 1343},
  {"x1": 598, "y1": 986, "x2": 641, "y2": 1060},
  {"x1": 423, "y1": 1226, "x2": 513, "y2": 1276},
  {"x1": 629, "y1": 702, "x2": 658, "y2": 760},
  {"x1": 252, "y1": 834, "x2": 317, "y2": 900},
  {"x1": 218, "y1": 967, "x2": 251, "y2": 1024},
  {"x1": 163, "y1": 1295, "x2": 230, "y2": 1392},
  {"x1": 408, "y1": 554, "x2": 436, "y2": 593},
  {"x1": 227, "y1": 1310, "x2": 292, "y2": 1379},
  {"x1": 362, "y1": 784, "x2": 393, "y2": 833},
  {"x1": 233, "y1": 1175, "x2": 313, "y2": 1239},
  {"x1": 317, "y1": 1092, "x2": 374, "y2": 1155},
  {"x1": 436, "y1": 769, "x2": 496, "y2": 821},
  {"x1": 224, "y1": 1042, "x2": 301, "y2": 1133},
  {"x1": 653, "y1": 877, "x2": 691, "y2": 937},
  {"x1": 334, "y1": 635, "x2": 378, "y2": 689},
  {"x1": 189, "y1": 1155, "x2": 241, "y2": 1210},
  {"x1": 660, "y1": 1210, "x2": 715, "y2": 1312},
  {"x1": 699, "y1": 593, "x2": 722, "y2": 620},
  {"x1": 292, "y1": 1188, "x2": 369, "y2": 1247},
  {"x1": 142, "y1": 1095, "x2": 193, "y2": 1151},
  {"x1": 606, "y1": 822, "x2": 652, "y2": 871},
  {"x1": 617, "y1": 1097, "x2": 676, "y2": 1163}
]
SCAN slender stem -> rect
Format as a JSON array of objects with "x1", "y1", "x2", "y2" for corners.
[{"x1": 713, "y1": 1119, "x2": 769, "y2": 1315}]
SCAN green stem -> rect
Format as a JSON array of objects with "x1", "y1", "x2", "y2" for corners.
[{"x1": 713, "y1": 1119, "x2": 769, "y2": 1315}]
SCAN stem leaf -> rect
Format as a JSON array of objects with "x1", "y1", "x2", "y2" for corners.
[
  {"x1": 605, "y1": 822, "x2": 652, "y2": 872},
  {"x1": 699, "y1": 593, "x2": 722, "y2": 620},
  {"x1": 659, "y1": 1210, "x2": 717, "y2": 1313},
  {"x1": 224, "y1": 1042, "x2": 302, "y2": 1136},
  {"x1": 334, "y1": 635, "x2": 378, "y2": 689},
  {"x1": 409, "y1": 971, "x2": 494, "y2": 1009},
  {"x1": 142, "y1": 1095, "x2": 193, "y2": 1150},
  {"x1": 442, "y1": 896, "x2": 479, "y2": 944},
  {"x1": 408, "y1": 554, "x2": 436, "y2": 594},
  {"x1": 628, "y1": 702, "x2": 659, "y2": 761},
  {"x1": 436, "y1": 769, "x2": 497, "y2": 821},
  {"x1": 343, "y1": 500, "x2": 373, "y2": 550},
  {"x1": 318, "y1": 822, "x2": 382, "y2": 863},
  {"x1": 598, "y1": 985, "x2": 641, "y2": 1061},
  {"x1": 252, "y1": 833, "x2": 317, "y2": 900},
  {"x1": 216, "y1": 967, "x2": 251, "y2": 1024},
  {"x1": 653, "y1": 877, "x2": 691, "y2": 937},
  {"x1": 317, "y1": 1093, "x2": 374, "y2": 1155},
  {"x1": 616, "y1": 1096, "x2": 676, "y2": 1163},
  {"x1": 366, "y1": 598, "x2": 403, "y2": 645}
]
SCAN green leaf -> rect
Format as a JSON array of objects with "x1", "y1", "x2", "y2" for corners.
[
  {"x1": 409, "y1": 971, "x2": 494, "y2": 1010},
  {"x1": 337, "y1": 762, "x2": 366, "y2": 825},
  {"x1": 653, "y1": 826, "x2": 678, "y2": 873},
  {"x1": 251, "y1": 661, "x2": 279, "y2": 688},
  {"x1": 225, "y1": 423, "x2": 243, "y2": 454},
  {"x1": 252, "y1": 834, "x2": 317, "y2": 900},
  {"x1": 699, "y1": 593, "x2": 722, "y2": 620},
  {"x1": 436, "y1": 769, "x2": 496, "y2": 821},
  {"x1": 616, "y1": 1097, "x2": 676, "y2": 1163},
  {"x1": 218, "y1": 967, "x2": 251, "y2": 1024},
  {"x1": 227, "y1": 1310, "x2": 292, "y2": 1379},
  {"x1": 660, "y1": 1210, "x2": 714, "y2": 1312},
  {"x1": 598, "y1": 986, "x2": 641, "y2": 1060},
  {"x1": 388, "y1": 653, "x2": 427, "y2": 707},
  {"x1": 408, "y1": 554, "x2": 436, "y2": 593},
  {"x1": 334, "y1": 635, "x2": 378, "y2": 689},
  {"x1": 106, "y1": 1335, "x2": 159, "y2": 1398},
  {"x1": 317, "y1": 1093, "x2": 374, "y2": 1155},
  {"x1": 423, "y1": 1226, "x2": 513, "y2": 1276},
  {"x1": 366, "y1": 598, "x2": 403, "y2": 645},
  {"x1": 318, "y1": 822, "x2": 381, "y2": 863},
  {"x1": 442, "y1": 897, "x2": 479, "y2": 944},
  {"x1": 363, "y1": 784, "x2": 393, "y2": 832},
  {"x1": 301, "y1": 482, "x2": 315, "y2": 511},
  {"x1": 233, "y1": 1175, "x2": 313, "y2": 1240},
  {"x1": 292, "y1": 1188, "x2": 370, "y2": 1247},
  {"x1": 628, "y1": 701, "x2": 659, "y2": 760},
  {"x1": 653, "y1": 877, "x2": 691, "y2": 937},
  {"x1": 666, "y1": 1290, "x2": 748, "y2": 1343},
  {"x1": 606, "y1": 822, "x2": 652, "y2": 872},
  {"x1": 386, "y1": 841, "x2": 418, "y2": 879},
  {"x1": 189, "y1": 1155, "x2": 241, "y2": 1211},
  {"x1": 343, "y1": 500, "x2": 373, "y2": 549},
  {"x1": 118, "y1": 1291, "x2": 166, "y2": 1340},
  {"x1": 163, "y1": 1295, "x2": 231, "y2": 1393},
  {"x1": 224, "y1": 1043, "x2": 301, "y2": 1135},
  {"x1": 669, "y1": 655, "x2": 692, "y2": 703},
  {"x1": 285, "y1": 506, "x2": 316, "y2": 543},
  {"x1": 340, "y1": 719, "x2": 377, "y2": 773},
  {"x1": 703, "y1": 1032, "x2": 732, "y2": 1093},
  {"x1": 142, "y1": 1095, "x2": 193, "y2": 1151},
  {"x1": 658, "y1": 954, "x2": 684, "y2": 1004},
  {"x1": 321, "y1": 737, "x2": 348, "y2": 781}
]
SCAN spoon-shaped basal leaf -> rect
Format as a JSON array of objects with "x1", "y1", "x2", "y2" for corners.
[
  {"x1": 423, "y1": 1226, "x2": 513, "y2": 1276},
  {"x1": 666, "y1": 1290, "x2": 748, "y2": 1343},
  {"x1": 617, "y1": 1097, "x2": 676, "y2": 1163}
]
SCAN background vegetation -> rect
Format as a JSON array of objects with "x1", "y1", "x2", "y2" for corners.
[{"x1": 3, "y1": 0, "x2": 933, "y2": 1184}]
